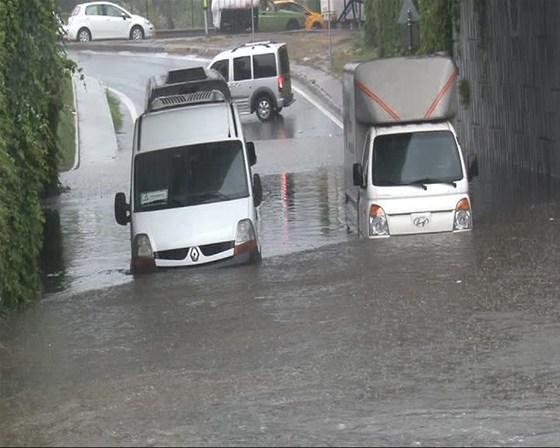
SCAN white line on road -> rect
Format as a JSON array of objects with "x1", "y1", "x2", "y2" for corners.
[
  {"x1": 293, "y1": 85, "x2": 343, "y2": 129},
  {"x1": 107, "y1": 86, "x2": 139, "y2": 122}
]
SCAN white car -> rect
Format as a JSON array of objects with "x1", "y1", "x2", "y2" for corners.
[{"x1": 67, "y1": 2, "x2": 154, "y2": 42}]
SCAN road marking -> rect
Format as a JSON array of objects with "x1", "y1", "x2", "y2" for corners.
[
  {"x1": 293, "y1": 85, "x2": 343, "y2": 129},
  {"x1": 107, "y1": 86, "x2": 139, "y2": 122}
]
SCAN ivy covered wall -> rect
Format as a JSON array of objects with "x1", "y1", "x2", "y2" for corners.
[
  {"x1": 0, "y1": 0, "x2": 68, "y2": 309},
  {"x1": 364, "y1": 0, "x2": 456, "y2": 56}
]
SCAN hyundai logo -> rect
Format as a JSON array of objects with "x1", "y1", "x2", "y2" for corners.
[
  {"x1": 190, "y1": 247, "x2": 200, "y2": 262},
  {"x1": 413, "y1": 216, "x2": 430, "y2": 227}
]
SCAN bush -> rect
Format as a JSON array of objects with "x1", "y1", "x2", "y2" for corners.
[
  {"x1": 0, "y1": 0, "x2": 69, "y2": 309},
  {"x1": 364, "y1": 0, "x2": 456, "y2": 57}
]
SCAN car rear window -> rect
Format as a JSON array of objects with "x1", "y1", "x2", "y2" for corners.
[
  {"x1": 233, "y1": 56, "x2": 252, "y2": 81},
  {"x1": 278, "y1": 46, "x2": 290, "y2": 75},
  {"x1": 71, "y1": 5, "x2": 81, "y2": 16},
  {"x1": 253, "y1": 53, "x2": 277, "y2": 79}
]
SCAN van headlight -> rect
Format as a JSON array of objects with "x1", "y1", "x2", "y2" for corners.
[
  {"x1": 234, "y1": 219, "x2": 257, "y2": 256},
  {"x1": 454, "y1": 198, "x2": 472, "y2": 230},
  {"x1": 133, "y1": 234, "x2": 154, "y2": 258},
  {"x1": 369, "y1": 204, "x2": 389, "y2": 236}
]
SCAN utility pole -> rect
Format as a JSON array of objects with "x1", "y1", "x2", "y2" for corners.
[
  {"x1": 251, "y1": 0, "x2": 255, "y2": 42},
  {"x1": 203, "y1": 0, "x2": 209, "y2": 36},
  {"x1": 328, "y1": 0, "x2": 332, "y2": 69}
]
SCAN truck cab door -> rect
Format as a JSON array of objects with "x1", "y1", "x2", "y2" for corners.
[{"x1": 231, "y1": 56, "x2": 253, "y2": 114}]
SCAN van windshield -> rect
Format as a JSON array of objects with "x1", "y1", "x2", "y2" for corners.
[
  {"x1": 372, "y1": 131, "x2": 463, "y2": 187},
  {"x1": 134, "y1": 140, "x2": 249, "y2": 212}
]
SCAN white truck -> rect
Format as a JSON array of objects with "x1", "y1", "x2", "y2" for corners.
[{"x1": 344, "y1": 56, "x2": 479, "y2": 238}]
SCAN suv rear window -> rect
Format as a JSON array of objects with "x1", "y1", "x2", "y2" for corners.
[
  {"x1": 278, "y1": 46, "x2": 290, "y2": 75},
  {"x1": 253, "y1": 54, "x2": 277, "y2": 79}
]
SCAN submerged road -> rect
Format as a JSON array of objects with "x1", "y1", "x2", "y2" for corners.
[{"x1": 1, "y1": 51, "x2": 560, "y2": 446}]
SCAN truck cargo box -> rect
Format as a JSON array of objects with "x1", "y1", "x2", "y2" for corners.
[{"x1": 344, "y1": 56, "x2": 458, "y2": 125}]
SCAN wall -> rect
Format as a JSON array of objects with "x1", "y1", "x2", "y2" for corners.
[{"x1": 454, "y1": 0, "x2": 560, "y2": 178}]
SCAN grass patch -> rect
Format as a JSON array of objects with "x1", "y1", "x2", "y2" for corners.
[
  {"x1": 57, "y1": 75, "x2": 76, "y2": 172},
  {"x1": 106, "y1": 90, "x2": 123, "y2": 132}
]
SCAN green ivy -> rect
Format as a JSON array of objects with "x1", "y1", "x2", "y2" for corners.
[
  {"x1": 364, "y1": 0, "x2": 457, "y2": 57},
  {"x1": 0, "y1": 0, "x2": 69, "y2": 309}
]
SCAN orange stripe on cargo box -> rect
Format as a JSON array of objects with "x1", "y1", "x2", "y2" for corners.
[
  {"x1": 424, "y1": 70, "x2": 458, "y2": 119},
  {"x1": 356, "y1": 81, "x2": 400, "y2": 122}
]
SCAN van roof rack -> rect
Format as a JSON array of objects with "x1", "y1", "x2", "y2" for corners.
[
  {"x1": 231, "y1": 40, "x2": 278, "y2": 52},
  {"x1": 145, "y1": 67, "x2": 231, "y2": 112}
]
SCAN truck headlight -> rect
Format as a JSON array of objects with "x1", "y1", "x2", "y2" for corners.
[
  {"x1": 454, "y1": 198, "x2": 472, "y2": 230},
  {"x1": 369, "y1": 204, "x2": 389, "y2": 236}
]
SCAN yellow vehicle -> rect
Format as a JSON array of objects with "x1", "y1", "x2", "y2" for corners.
[{"x1": 274, "y1": 0, "x2": 324, "y2": 30}]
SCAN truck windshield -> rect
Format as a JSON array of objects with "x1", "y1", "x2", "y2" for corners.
[
  {"x1": 134, "y1": 140, "x2": 249, "y2": 212},
  {"x1": 372, "y1": 131, "x2": 463, "y2": 187}
]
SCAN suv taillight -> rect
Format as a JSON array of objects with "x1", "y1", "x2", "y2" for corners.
[{"x1": 277, "y1": 75, "x2": 284, "y2": 92}]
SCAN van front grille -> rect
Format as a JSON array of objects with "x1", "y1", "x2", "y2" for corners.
[
  {"x1": 200, "y1": 241, "x2": 234, "y2": 257},
  {"x1": 155, "y1": 248, "x2": 188, "y2": 260}
]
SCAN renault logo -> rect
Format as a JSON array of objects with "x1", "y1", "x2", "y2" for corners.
[
  {"x1": 413, "y1": 216, "x2": 430, "y2": 227},
  {"x1": 190, "y1": 247, "x2": 200, "y2": 262}
]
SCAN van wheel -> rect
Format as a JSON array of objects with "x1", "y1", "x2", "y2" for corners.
[
  {"x1": 287, "y1": 19, "x2": 300, "y2": 30},
  {"x1": 256, "y1": 95, "x2": 274, "y2": 121}
]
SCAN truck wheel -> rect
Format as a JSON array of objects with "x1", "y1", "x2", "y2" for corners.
[
  {"x1": 312, "y1": 22, "x2": 322, "y2": 30},
  {"x1": 256, "y1": 95, "x2": 274, "y2": 121},
  {"x1": 287, "y1": 19, "x2": 300, "y2": 30}
]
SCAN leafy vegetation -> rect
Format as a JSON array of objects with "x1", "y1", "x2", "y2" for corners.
[
  {"x1": 363, "y1": 0, "x2": 456, "y2": 57},
  {"x1": 0, "y1": 0, "x2": 70, "y2": 310}
]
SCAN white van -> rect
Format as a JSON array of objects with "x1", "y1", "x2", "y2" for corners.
[
  {"x1": 208, "y1": 41, "x2": 294, "y2": 121},
  {"x1": 114, "y1": 67, "x2": 263, "y2": 273},
  {"x1": 344, "y1": 56, "x2": 479, "y2": 238}
]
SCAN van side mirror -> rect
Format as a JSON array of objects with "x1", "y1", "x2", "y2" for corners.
[
  {"x1": 353, "y1": 163, "x2": 364, "y2": 187},
  {"x1": 114, "y1": 192, "x2": 130, "y2": 226},
  {"x1": 468, "y1": 157, "x2": 479, "y2": 181},
  {"x1": 247, "y1": 141, "x2": 257, "y2": 166},
  {"x1": 253, "y1": 173, "x2": 263, "y2": 207}
]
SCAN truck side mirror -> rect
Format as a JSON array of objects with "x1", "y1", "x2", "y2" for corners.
[
  {"x1": 468, "y1": 157, "x2": 479, "y2": 181},
  {"x1": 247, "y1": 141, "x2": 257, "y2": 166},
  {"x1": 253, "y1": 173, "x2": 263, "y2": 207},
  {"x1": 353, "y1": 163, "x2": 364, "y2": 187},
  {"x1": 114, "y1": 192, "x2": 130, "y2": 226}
]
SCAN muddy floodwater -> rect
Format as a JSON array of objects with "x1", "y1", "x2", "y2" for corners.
[{"x1": 2, "y1": 50, "x2": 560, "y2": 445}]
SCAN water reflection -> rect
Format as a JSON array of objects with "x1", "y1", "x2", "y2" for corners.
[{"x1": 40, "y1": 207, "x2": 66, "y2": 293}]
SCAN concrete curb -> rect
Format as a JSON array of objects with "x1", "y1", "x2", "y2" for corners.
[{"x1": 71, "y1": 76, "x2": 81, "y2": 171}]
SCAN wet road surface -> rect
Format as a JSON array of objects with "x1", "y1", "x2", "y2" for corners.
[{"x1": 1, "y1": 51, "x2": 560, "y2": 445}]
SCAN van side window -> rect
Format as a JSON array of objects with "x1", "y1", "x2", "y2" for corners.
[
  {"x1": 233, "y1": 56, "x2": 252, "y2": 81},
  {"x1": 253, "y1": 54, "x2": 277, "y2": 79},
  {"x1": 211, "y1": 59, "x2": 229, "y2": 81}
]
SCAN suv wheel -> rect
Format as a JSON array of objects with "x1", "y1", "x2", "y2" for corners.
[{"x1": 256, "y1": 95, "x2": 274, "y2": 122}]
